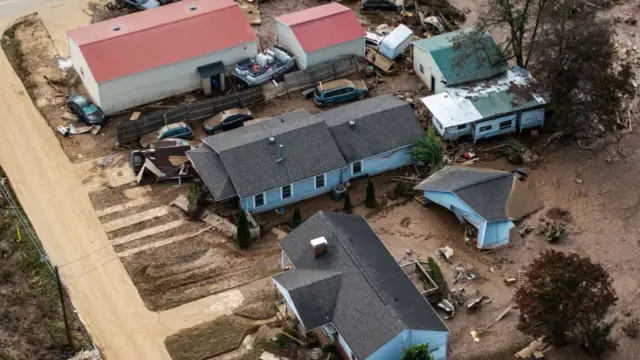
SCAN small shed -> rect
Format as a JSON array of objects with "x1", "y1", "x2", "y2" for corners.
[
  {"x1": 275, "y1": 3, "x2": 365, "y2": 70},
  {"x1": 67, "y1": 0, "x2": 258, "y2": 114}
]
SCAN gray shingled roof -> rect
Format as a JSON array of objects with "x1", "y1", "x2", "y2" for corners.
[
  {"x1": 318, "y1": 95, "x2": 424, "y2": 162},
  {"x1": 273, "y1": 212, "x2": 448, "y2": 359},
  {"x1": 186, "y1": 146, "x2": 237, "y2": 200},
  {"x1": 414, "y1": 166, "x2": 514, "y2": 221},
  {"x1": 201, "y1": 110, "x2": 347, "y2": 198}
]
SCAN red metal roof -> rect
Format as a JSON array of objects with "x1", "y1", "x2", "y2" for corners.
[
  {"x1": 67, "y1": 0, "x2": 257, "y2": 83},
  {"x1": 276, "y1": 3, "x2": 365, "y2": 53}
]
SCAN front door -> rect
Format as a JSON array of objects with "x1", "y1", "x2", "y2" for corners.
[{"x1": 430, "y1": 75, "x2": 436, "y2": 92}]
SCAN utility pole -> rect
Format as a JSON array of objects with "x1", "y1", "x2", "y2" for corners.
[{"x1": 55, "y1": 266, "x2": 73, "y2": 350}]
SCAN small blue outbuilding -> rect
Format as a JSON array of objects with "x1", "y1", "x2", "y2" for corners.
[{"x1": 414, "y1": 166, "x2": 542, "y2": 249}]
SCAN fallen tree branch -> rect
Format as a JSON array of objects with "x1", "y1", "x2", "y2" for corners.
[{"x1": 543, "y1": 132, "x2": 564, "y2": 148}]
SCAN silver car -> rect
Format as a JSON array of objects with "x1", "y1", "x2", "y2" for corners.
[{"x1": 119, "y1": 0, "x2": 160, "y2": 10}]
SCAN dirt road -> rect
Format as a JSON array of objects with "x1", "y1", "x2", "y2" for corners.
[{"x1": 0, "y1": 18, "x2": 245, "y2": 359}]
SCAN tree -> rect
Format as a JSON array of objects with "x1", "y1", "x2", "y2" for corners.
[
  {"x1": 410, "y1": 129, "x2": 443, "y2": 167},
  {"x1": 365, "y1": 178, "x2": 376, "y2": 208},
  {"x1": 236, "y1": 211, "x2": 251, "y2": 249},
  {"x1": 427, "y1": 257, "x2": 448, "y2": 295},
  {"x1": 401, "y1": 343, "x2": 434, "y2": 360},
  {"x1": 514, "y1": 250, "x2": 617, "y2": 348},
  {"x1": 469, "y1": 0, "x2": 633, "y2": 136},
  {"x1": 343, "y1": 191, "x2": 353, "y2": 214},
  {"x1": 291, "y1": 208, "x2": 302, "y2": 229},
  {"x1": 530, "y1": 2, "x2": 634, "y2": 136}
]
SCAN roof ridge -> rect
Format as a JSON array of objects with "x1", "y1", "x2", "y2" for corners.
[
  {"x1": 278, "y1": 6, "x2": 350, "y2": 26},
  {"x1": 75, "y1": 2, "x2": 237, "y2": 47},
  {"x1": 452, "y1": 171, "x2": 512, "y2": 192}
]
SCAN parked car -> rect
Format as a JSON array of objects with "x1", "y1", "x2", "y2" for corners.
[
  {"x1": 203, "y1": 108, "x2": 253, "y2": 134},
  {"x1": 66, "y1": 94, "x2": 105, "y2": 126},
  {"x1": 157, "y1": 122, "x2": 193, "y2": 140},
  {"x1": 361, "y1": 0, "x2": 400, "y2": 11},
  {"x1": 233, "y1": 46, "x2": 296, "y2": 87},
  {"x1": 313, "y1": 79, "x2": 368, "y2": 107},
  {"x1": 118, "y1": 0, "x2": 160, "y2": 10}
]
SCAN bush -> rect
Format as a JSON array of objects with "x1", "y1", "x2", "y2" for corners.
[
  {"x1": 401, "y1": 343, "x2": 434, "y2": 360},
  {"x1": 236, "y1": 211, "x2": 251, "y2": 249},
  {"x1": 621, "y1": 318, "x2": 640, "y2": 338},
  {"x1": 427, "y1": 257, "x2": 448, "y2": 295},
  {"x1": 584, "y1": 321, "x2": 618, "y2": 358},
  {"x1": 365, "y1": 178, "x2": 377, "y2": 208},
  {"x1": 343, "y1": 192, "x2": 353, "y2": 214},
  {"x1": 410, "y1": 128, "x2": 443, "y2": 167},
  {"x1": 291, "y1": 208, "x2": 302, "y2": 229}
]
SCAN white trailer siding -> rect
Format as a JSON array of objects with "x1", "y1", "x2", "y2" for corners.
[
  {"x1": 97, "y1": 41, "x2": 257, "y2": 114},
  {"x1": 413, "y1": 47, "x2": 446, "y2": 94},
  {"x1": 305, "y1": 38, "x2": 364, "y2": 68},
  {"x1": 276, "y1": 22, "x2": 307, "y2": 70},
  {"x1": 68, "y1": 37, "x2": 100, "y2": 106}
]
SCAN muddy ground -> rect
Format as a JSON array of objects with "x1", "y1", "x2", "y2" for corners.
[{"x1": 0, "y1": 171, "x2": 92, "y2": 359}]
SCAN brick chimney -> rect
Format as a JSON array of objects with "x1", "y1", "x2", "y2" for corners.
[{"x1": 310, "y1": 237, "x2": 328, "y2": 258}]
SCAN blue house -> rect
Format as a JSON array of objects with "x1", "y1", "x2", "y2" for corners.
[
  {"x1": 414, "y1": 166, "x2": 542, "y2": 249},
  {"x1": 187, "y1": 95, "x2": 424, "y2": 213},
  {"x1": 273, "y1": 211, "x2": 449, "y2": 360},
  {"x1": 413, "y1": 28, "x2": 546, "y2": 142}
]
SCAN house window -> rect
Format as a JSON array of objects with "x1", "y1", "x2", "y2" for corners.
[
  {"x1": 254, "y1": 193, "x2": 265, "y2": 207},
  {"x1": 457, "y1": 124, "x2": 467, "y2": 130},
  {"x1": 281, "y1": 184, "x2": 292, "y2": 200},
  {"x1": 478, "y1": 125, "x2": 492, "y2": 132},
  {"x1": 499, "y1": 120, "x2": 512, "y2": 130},
  {"x1": 315, "y1": 174, "x2": 326, "y2": 189},
  {"x1": 352, "y1": 161, "x2": 363, "y2": 175},
  {"x1": 419, "y1": 64, "x2": 424, "y2": 74}
]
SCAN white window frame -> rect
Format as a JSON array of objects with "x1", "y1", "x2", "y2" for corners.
[
  {"x1": 457, "y1": 124, "x2": 467, "y2": 130},
  {"x1": 351, "y1": 161, "x2": 363, "y2": 176},
  {"x1": 281, "y1": 184, "x2": 293, "y2": 200},
  {"x1": 478, "y1": 124, "x2": 492, "y2": 132},
  {"x1": 314, "y1": 173, "x2": 327, "y2": 189},
  {"x1": 253, "y1": 193, "x2": 265, "y2": 208}
]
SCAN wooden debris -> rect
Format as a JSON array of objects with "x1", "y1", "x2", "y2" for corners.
[
  {"x1": 504, "y1": 277, "x2": 517, "y2": 285},
  {"x1": 129, "y1": 111, "x2": 141, "y2": 121},
  {"x1": 413, "y1": 194, "x2": 426, "y2": 205},
  {"x1": 168, "y1": 156, "x2": 188, "y2": 166},
  {"x1": 515, "y1": 336, "x2": 548, "y2": 359}
]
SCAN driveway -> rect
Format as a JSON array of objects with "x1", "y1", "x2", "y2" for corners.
[{"x1": 0, "y1": 19, "x2": 246, "y2": 359}]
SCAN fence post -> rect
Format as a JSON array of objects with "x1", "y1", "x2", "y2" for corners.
[
  {"x1": 163, "y1": 113, "x2": 168, "y2": 126},
  {"x1": 55, "y1": 266, "x2": 74, "y2": 350},
  {"x1": 332, "y1": 62, "x2": 338, "y2": 80}
]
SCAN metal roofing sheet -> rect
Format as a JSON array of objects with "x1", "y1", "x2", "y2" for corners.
[
  {"x1": 67, "y1": 0, "x2": 257, "y2": 83},
  {"x1": 421, "y1": 67, "x2": 546, "y2": 128},
  {"x1": 421, "y1": 92, "x2": 482, "y2": 128},
  {"x1": 276, "y1": 3, "x2": 365, "y2": 53},
  {"x1": 413, "y1": 28, "x2": 507, "y2": 85}
]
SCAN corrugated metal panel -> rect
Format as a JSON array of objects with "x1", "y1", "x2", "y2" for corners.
[
  {"x1": 68, "y1": 0, "x2": 257, "y2": 82},
  {"x1": 68, "y1": 37, "x2": 101, "y2": 106},
  {"x1": 421, "y1": 92, "x2": 482, "y2": 128},
  {"x1": 276, "y1": 3, "x2": 365, "y2": 53},
  {"x1": 306, "y1": 39, "x2": 364, "y2": 68},
  {"x1": 277, "y1": 22, "x2": 307, "y2": 69},
  {"x1": 98, "y1": 42, "x2": 257, "y2": 114}
]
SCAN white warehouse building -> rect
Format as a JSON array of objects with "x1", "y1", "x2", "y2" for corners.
[
  {"x1": 67, "y1": 0, "x2": 258, "y2": 114},
  {"x1": 275, "y1": 3, "x2": 365, "y2": 70}
]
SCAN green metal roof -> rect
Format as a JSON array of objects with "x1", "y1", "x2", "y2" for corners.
[
  {"x1": 414, "y1": 28, "x2": 508, "y2": 86},
  {"x1": 470, "y1": 90, "x2": 542, "y2": 118}
]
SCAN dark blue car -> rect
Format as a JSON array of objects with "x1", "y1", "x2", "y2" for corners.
[
  {"x1": 66, "y1": 94, "x2": 105, "y2": 126},
  {"x1": 313, "y1": 79, "x2": 368, "y2": 107}
]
